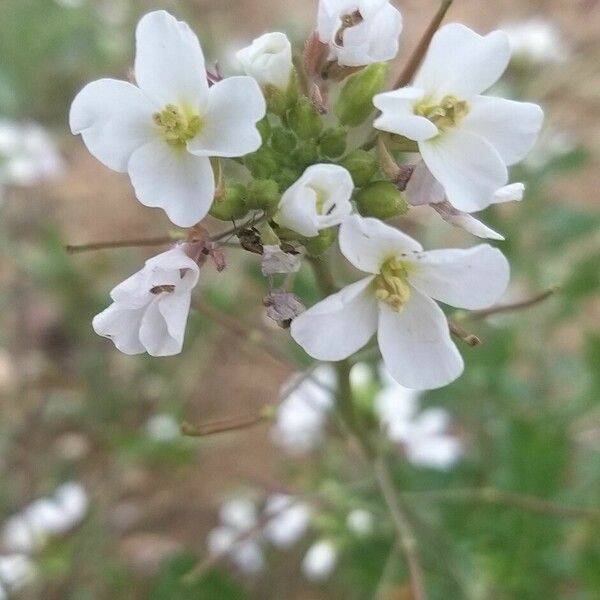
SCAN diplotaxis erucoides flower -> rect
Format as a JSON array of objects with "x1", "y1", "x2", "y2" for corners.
[
  {"x1": 70, "y1": 10, "x2": 266, "y2": 227},
  {"x1": 291, "y1": 215, "x2": 510, "y2": 389},
  {"x1": 373, "y1": 23, "x2": 543, "y2": 213}
]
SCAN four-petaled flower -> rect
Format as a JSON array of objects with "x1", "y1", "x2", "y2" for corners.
[
  {"x1": 93, "y1": 246, "x2": 200, "y2": 356},
  {"x1": 291, "y1": 215, "x2": 510, "y2": 389},
  {"x1": 70, "y1": 10, "x2": 266, "y2": 227},
  {"x1": 373, "y1": 23, "x2": 543, "y2": 213}
]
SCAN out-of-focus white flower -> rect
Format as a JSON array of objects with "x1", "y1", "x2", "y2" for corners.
[
  {"x1": 236, "y1": 33, "x2": 293, "y2": 91},
  {"x1": 93, "y1": 246, "x2": 200, "y2": 357},
  {"x1": 346, "y1": 509, "x2": 374, "y2": 536},
  {"x1": 0, "y1": 120, "x2": 64, "y2": 189},
  {"x1": 317, "y1": 0, "x2": 403, "y2": 67},
  {"x1": 271, "y1": 366, "x2": 336, "y2": 454},
  {"x1": 145, "y1": 413, "x2": 181, "y2": 442},
  {"x1": 0, "y1": 554, "x2": 36, "y2": 595},
  {"x1": 219, "y1": 497, "x2": 258, "y2": 532},
  {"x1": 349, "y1": 362, "x2": 373, "y2": 391},
  {"x1": 374, "y1": 24, "x2": 543, "y2": 213},
  {"x1": 275, "y1": 164, "x2": 354, "y2": 238},
  {"x1": 53, "y1": 482, "x2": 89, "y2": 526},
  {"x1": 525, "y1": 127, "x2": 577, "y2": 171},
  {"x1": 70, "y1": 10, "x2": 266, "y2": 227},
  {"x1": 1, "y1": 516, "x2": 42, "y2": 554},
  {"x1": 263, "y1": 494, "x2": 311, "y2": 548},
  {"x1": 503, "y1": 18, "x2": 568, "y2": 65},
  {"x1": 292, "y1": 215, "x2": 510, "y2": 389},
  {"x1": 302, "y1": 539, "x2": 338, "y2": 582}
]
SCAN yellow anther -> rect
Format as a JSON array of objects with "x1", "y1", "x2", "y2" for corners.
[
  {"x1": 153, "y1": 104, "x2": 203, "y2": 148},
  {"x1": 373, "y1": 257, "x2": 412, "y2": 312},
  {"x1": 414, "y1": 95, "x2": 470, "y2": 133}
]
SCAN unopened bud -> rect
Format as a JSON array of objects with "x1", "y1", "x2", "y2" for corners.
[
  {"x1": 244, "y1": 147, "x2": 278, "y2": 179},
  {"x1": 335, "y1": 63, "x2": 388, "y2": 127},
  {"x1": 246, "y1": 179, "x2": 281, "y2": 211},
  {"x1": 209, "y1": 183, "x2": 249, "y2": 221},
  {"x1": 271, "y1": 127, "x2": 297, "y2": 154},
  {"x1": 256, "y1": 117, "x2": 272, "y2": 144},
  {"x1": 355, "y1": 181, "x2": 409, "y2": 220},
  {"x1": 302, "y1": 227, "x2": 337, "y2": 256},
  {"x1": 291, "y1": 142, "x2": 319, "y2": 170},
  {"x1": 264, "y1": 84, "x2": 290, "y2": 116},
  {"x1": 340, "y1": 149, "x2": 379, "y2": 187},
  {"x1": 319, "y1": 127, "x2": 347, "y2": 158},
  {"x1": 274, "y1": 168, "x2": 301, "y2": 191},
  {"x1": 288, "y1": 98, "x2": 324, "y2": 140}
]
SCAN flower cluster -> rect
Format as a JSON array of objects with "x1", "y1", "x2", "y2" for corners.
[{"x1": 71, "y1": 3, "x2": 543, "y2": 391}]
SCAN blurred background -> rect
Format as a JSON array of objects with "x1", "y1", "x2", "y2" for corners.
[{"x1": 0, "y1": 0, "x2": 599, "y2": 598}]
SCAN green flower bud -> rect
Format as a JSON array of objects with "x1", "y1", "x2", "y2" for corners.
[
  {"x1": 340, "y1": 149, "x2": 379, "y2": 187},
  {"x1": 335, "y1": 63, "x2": 388, "y2": 127},
  {"x1": 291, "y1": 142, "x2": 319, "y2": 170},
  {"x1": 271, "y1": 127, "x2": 297, "y2": 154},
  {"x1": 274, "y1": 168, "x2": 300, "y2": 191},
  {"x1": 246, "y1": 179, "x2": 281, "y2": 211},
  {"x1": 209, "y1": 184, "x2": 248, "y2": 221},
  {"x1": 256, "y1": 117, "x2": 271, "y2": 144},
  {"x1": 244, "y1": 147, "x2": 278, "y2": 179},
  {"x1": 302, "y1": 227, "x2": 337, "y2": 256},
  {"x1": 355, "y1": 181, "x2": 409, "y2": 220},
  {"x1": 319, "y1": 127, "x2": 348, "y2": 158},
  {"x1": 264, "y1": 84, "x2": 290, "y2": 116},
  {"x1": 288, "y1": 98, "x2": 324, "y2": 140}
]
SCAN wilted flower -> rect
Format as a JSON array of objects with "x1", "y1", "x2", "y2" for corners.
[
  {"x1": 302, "y1": 539, "x2": 338, "y2": 582},
  {"x1": 70, "y1": 10, "x2": 266, "y2": 227},
  {"x1": 374, "y1": 23, "x2": 543, "y2": 212},
  {"x1": 291, "y1": 215, "x2": 510, "y2": 389}
]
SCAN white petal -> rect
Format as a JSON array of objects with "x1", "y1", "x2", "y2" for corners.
[
  {"x1": 70, "y1": 79, "x2": 156, "y2": 172},
  {"x1": 373, "y1": 88, "x2": 439, "y2": 141},
  {"x1": 377, "y1": 290, "x2": 464, "y2": 390},
  {"x1": 420, "y1": 129, "x2": 508, "y2": 213},
  {"x1": 128, "y1": 139, "x2": 214, "y2": 227},
  {"x1": 405, "y1": 160, "x2": 445, "y2": 206},
  {"x1": 406, "y1": 434, "x2": 463, "y2": 470},
  {"x1": 339, "y1": 215, "x2": 422, "y2": 274},
  {"x1": 134, "y1": 10, "x2": 209, "y2": 109},
  {"x1": 439, "y1": 210, "x2": 505, "y2": 240},
  {"x1": 139, "y1": 298, "x2": 180, "y2": 356},
  {"x1": 492, "y1": 182, "x2": 525, "y2": 204},
  {"x1": 93, "y1": 303, "x2": 146, "y2": 355},
  {"x1": 291, "y1": 277, "x2": 378, "y2": 361},
  {"x1": 236, "y1": 32, "x2": 293, "y2": 90},
  {"x1": 407, "y1": 245, "x2": 510, "y2": 309},
  {"x1": 188, "y1": 77, "x2": 265, "y2": 158},
  {"x1": 463, "y1": 96, "x2": 544, "y2": 165},
  {"x1": 414, "y1": 23, "x2": 511, "y2": 97}
]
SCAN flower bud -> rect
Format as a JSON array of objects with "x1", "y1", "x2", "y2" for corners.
[
  {"x1": 274, "y1": 168, "x2": 301, "y2": 191},
  {"x1": 288, "y1": 98, "x2": 324, "y2": 140},
  {"x1": 271, "y1": 127, "x2": 297, "y2": 154},
  {"x1": 209, "y1": 184, "x2": 249, "y2": 221},
  {"x1": 340, "y1": 149, "x2": 379, "y2": 187},
  {"x1": 264, "y1": 85, "x2": 290, "y2": 116},
  {"x1": 355, "y1": 181, "x2": 408, "y2": 220},
  {"x1": 256, "y1": 117, "x2": 272, "y2": 144},
  {"x1": 319, "y1": 127, "x2": 347, "y2": 158},
  {"x1": 246, "y1": 179, "x2": 280, "y2": 211},
  {"x1": 244, "y1": 147, "x2": 278, "y2": 179},
  {"x1": 291, "y1": 143, "x2": 319, "y2": 170},
  {"x1": 335, "y1": 63, "x2": 388, "y2": 127},
  {"x1": 302, "y1": 227, "x2": 337, "y2": 256}
]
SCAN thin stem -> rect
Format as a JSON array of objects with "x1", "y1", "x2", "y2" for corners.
[
  {"x1": 448, "y1": 320, "x2": 481, "y2": 347},
  {"x1": 466, "y1": 286, "x2": 559, "y2": 321},
  {"x1": 393, "y1": 0, "x2": 454, "y2": 89},
  {"x1": 66, "y1": 235, "x2": 180, "y2": 254},
  {"x1": 180, "y1": 412, "x2": 268, "y2": 437}
]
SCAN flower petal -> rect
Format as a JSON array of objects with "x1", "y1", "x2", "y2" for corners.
[
  {"x1": 138, "y1": 298, "x2": 179, "y2": 356},
  {"x1": 291, "y1": 277, "x2": 378, "y2": 361},
  {"x1": 339, "y1": 215, "x2": 422, "y2": 274},
  {"x1": 405, "y1": 160, "x2": 445, "y2": 206},
  {"x1": 93, "y1": 303, "x2": 146, "y2": 355},
  {"x1": 414, "y1": 24, "x2": 511, "y2": 97},
  {"x1": 420, "y1": 129, "x2": 508, "y2": 213},
  {"x1": 70, "y1": 79, "x2": 156, "y2": 172},
  {"x1": 377, "y1": 290, "x2": 463, "y2": 390},
  {"x1": 407, "y1": 244, "x2": 510, "y2": 309},
  {"x1": 128, "y1": 139, "x2": 214, "y2": 227},
  {"x1": 188, "y1": 77, "x2": 265, "y2": 158},
  {"x1": 134, "y1": 10, "x2": 209, "y2": 109},
  {"x1": 373, "y1": 88, "x2": 439, "y2": 141},
  {"x1": 492, "y1": 182, "x2": 524, "y2": 204}
]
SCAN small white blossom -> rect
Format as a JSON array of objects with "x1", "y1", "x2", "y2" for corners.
[
  {"x1": 346, "y1": 509, "x2": 374, "y2": 536},
  {"x1": 219, "y1": 497, "x2": 258, "y2": 532},
  {"x1": 317, "y1": 0, "x2": 403, "y2": 67},
  {"x1": 263, "y1": 494, "x2": 311, "y2": 548},
  {"x1": 93, "y1": 246, "x2": 200, "y2": 357},
  {"x1": 70, "y1": 10, "x2": 266, "y2": 227},
  {"x1": 374, "y1": 23, "x2": 543, "y2": 213},
  {"x1": 292, "y1": 215, "x2": 510, "y2": 389},
  {"x1": 503, "y1": 18, "x2": 568, "y2": 65},
  {"x1": 145, "y1": 413, "x2": 181, "y2": 442},
  {"x1": 302, "y1": 539, "x2": 338, "y2": 582},
  {"x1": 0, "y1": 554, "x2": 35, "y2": 595},
  {"x1": 275, "y1": 164, "x2": 354, "y2": 237},
  {"x1": 236, "y1": 32, "x2": 293, "y2": 91}
]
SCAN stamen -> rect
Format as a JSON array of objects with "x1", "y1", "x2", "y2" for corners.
[
  {"x1": 414, "y1": 95, "x2": 470, "y2": 133},
  {"x1": 150, "y1": 284, "x2": 176, "y2": 295},
  {"x1": 153, "y1": 104, "x2": 202, "y2": 148},
  {"x1": 373, "y1": 257, "x2": 411, "y2": 312}
]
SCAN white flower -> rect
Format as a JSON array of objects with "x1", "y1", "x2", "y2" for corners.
[
  {"x1": 145, "y1": 413, "x2": 181, "y2": 442},
  {"x1": 271, "y1": 366, "x2": 336, "y2": 454},
  {"x1": 373, "y1": 23, "x2": 543, "y2": 213},
  {"x1": 275, "y1": 164, "x2": 354, "y2": 237},
  {"x1": 302, "y1": 539, "x2": 338, "y2": 582},
  {"x1": 317, "y1": 0, "x2": 403, "y2": 67},
  {"x1": 236, "y1": 32, "x2": 293, "y2": 91},
  {"x1": 70, "y1": 10, "x2": 266, "y2": 227},
  {"x1": 219, "y1": 497, "x2": 258, "y2": 532},
  {"x1": 93, "y1": 246, "x2": 200, "y2": 357},
  {"x1": 346, "y1": 509, "x2": 374, "y2": 536},
  {"x1": 503, "y1": 18, "x2": 568, "y2": 65},
  {"x1": 291, "y1": 215, "x2": 510, "y2": 389},
  {"x1": 374, "y1": 381, "x2": 420, "y2": 442},
  {"x1": 0, "y1": 554, "x2": 35, "y2": 595},
  {"x1": 263, "y1": 495, "x2": 311, "y2": 548},
  {"x1": 53, "y1": 482, "x2": 88, "y2": 526},
  {"x1": 406, "y1": 160, "x2": 525, "y2": 240}
]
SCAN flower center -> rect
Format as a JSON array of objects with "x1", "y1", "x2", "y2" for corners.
[
  {"x1": 414, "y1": 95, "x2": 470, "y2": 134},
  {"x1": 153, "y1": 104, "x2": 202, "y2": 148},
  {"x1": 373, "y1": 257, "x2": 411, "y2": 312}
]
